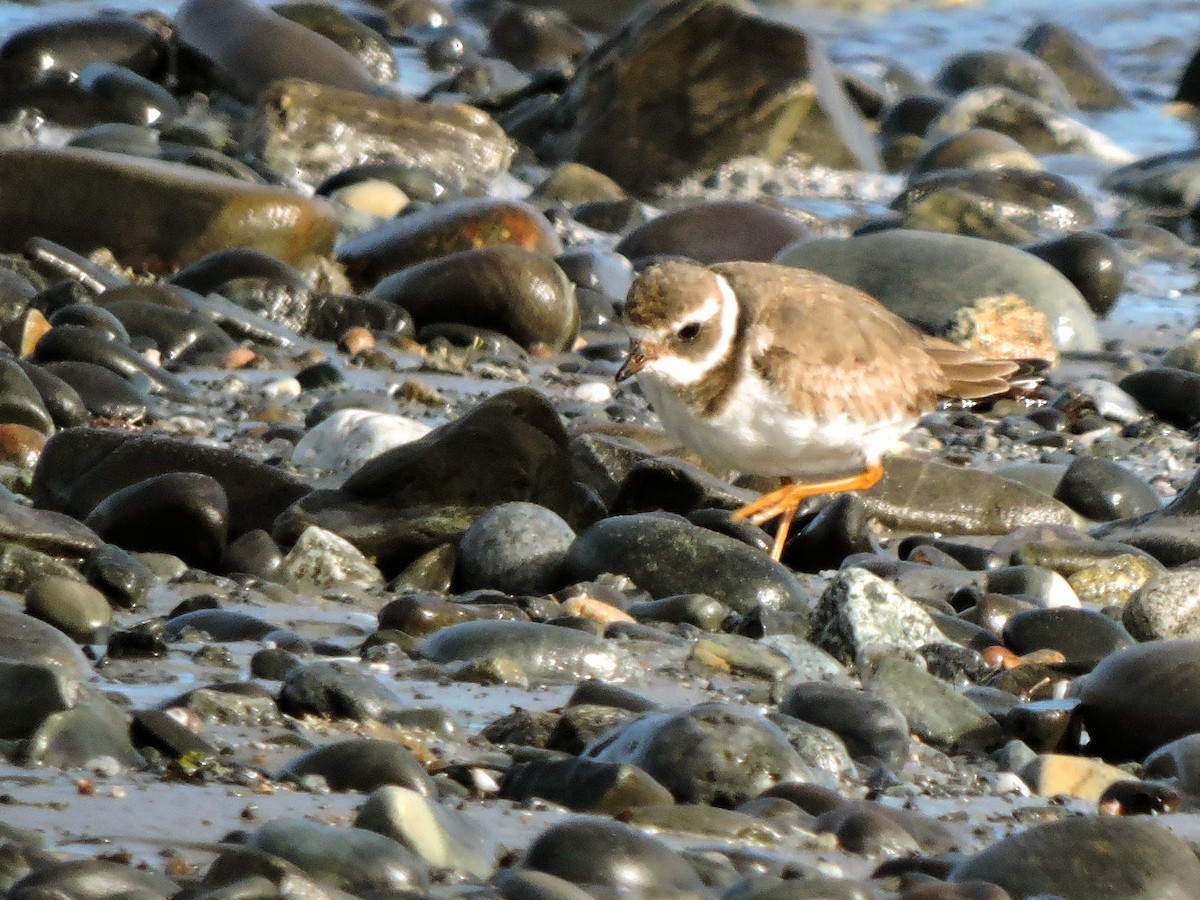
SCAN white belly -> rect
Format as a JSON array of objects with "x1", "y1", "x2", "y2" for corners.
[{"x1": 639, "y1": 370, "x2": 915, "y2": 479}]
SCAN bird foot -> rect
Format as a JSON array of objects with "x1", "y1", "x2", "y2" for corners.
[{"x1": 730, "y1": 465, "x2": 885, "y2": 562}]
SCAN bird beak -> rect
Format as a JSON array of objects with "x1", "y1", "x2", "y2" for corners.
[{"x1": 616, "y1": 341, "x2": 658, "y2": 382}]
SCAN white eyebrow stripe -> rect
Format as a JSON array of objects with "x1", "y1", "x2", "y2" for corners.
[{"x1": 641, "y1": 274, "x2": 738, "y2": 386}]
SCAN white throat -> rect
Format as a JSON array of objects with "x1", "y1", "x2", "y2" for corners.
[{"x1": 642, "y1": 274, "x2": 738, "y2": 386}]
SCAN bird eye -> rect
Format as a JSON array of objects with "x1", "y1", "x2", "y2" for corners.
[{"x1": 677, "y1": 323, "x2": 701, "y2": 341}]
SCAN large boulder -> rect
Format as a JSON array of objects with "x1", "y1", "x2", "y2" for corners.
[{"x1": 539, "y1": 0, "x2": 879, "y2": 195}]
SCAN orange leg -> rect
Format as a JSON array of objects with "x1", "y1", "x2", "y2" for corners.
[{"x1": 731, "y1": 465, "x2": 885, "y2": 562}]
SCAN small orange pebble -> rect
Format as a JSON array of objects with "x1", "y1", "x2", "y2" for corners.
[
  {"x1": 1019, "y1": 648, "x2": 1068, "y2": 666},
  {"x1": 0, "y1": 423, "x2": 45, "y2": 468},
  {"x1": 17, "y1": 309, "x2": 50, "y2": 357},
  {"x1": 339, "y1": 326, "x2": 375, "y2": 355},
  {"x1": 165, "y1": 856, "x2": 199, "y2": 879},
  {"x1": 76, "y1": 778, "x2": 96, "y2": 795},
  {"x1": 223, "y1": 346, "x2": 257, "y2": 369},
  {"x1": 562, "y1": 596, "x2": 635, "y2": 625},
  {"x1": 980, "y1": 645, "x2": 1020, "y2": 670}
]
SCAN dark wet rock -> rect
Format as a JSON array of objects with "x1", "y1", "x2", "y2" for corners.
[
  {"x1": 1003, "y1": 607, "x2": 1132, "y2": 669},
  {"x1": 339, "y1": 198, "x2": 558, "y2": 288},
  {"x1": 107, "y1": 620, "x2": 169, "y2": 660},
  {"x1": 279, "y1": 660, "x2": 409, "y2": 722},
  {"x1": 0, "y1": 658, "x2": 79, "y2": 739},
  {"x1": 0, "y1": 358, "x2": 55, "y2": 436},
  {"x1": 538, "y1": 0, "x2": 879, "y2": 195},
  {"x1": 519, "y1": 816, "x2": 706, "y2": 892},
  {"x1": 32, "y1": 428, "x2": 309, "y2": 540},
  {"x1": 279, "y1": 737, "x2": 434, "y2": 795},
  {"x1": 568, "y1": 679, "x2": 659, "y2": 713},
  {"x1": 24, "y1": 691, "x2": 144, "y2": 769},
  {"x1": 936, "y1": 49, "x2": 1074, "y2": 109},
  {"x1": 195, "y1": 845, "x2": 357, "y2": 900},
  {"x1": 278, "y1": 388, "x2": 578, "y2": 568},
  {"x1": 1118, "y1": 367, "x2": 1200, "y2": 428},
  {"x1": 1021, "y1": 22, "x2": 1130, "y2": 111},
  {"x1": 48, "y1": 303, "x2": 130, "y2": 343},
  {"x1": 368, "y1": 246, "x2": 579, "y2": 351},
  {"x1": 15, "y1": 361, "x2": 88, "y2": 430},
  {"x1": 898, "y1": 169, "x2": 1090, "y2": 247},
  {"x1": 131, "y1": 707, "x2": 219, "y2": 759},
  {"x1": 250, "y1": 646, "x2": 303, "y2": 680},
  {"x1": 24, "y1": 575, "x2": 111, "y2": 642},
  {"x1": 77, "y1": 61, "x2": 182, "y2": 128},
  {"x1": 281, "y1": 525, "x2": 384, "y2": 591},
  {"x1": 7, "y1": 859, "x2": 176, "y2": 900},
  {"x1": 221, "y1": 528, "x2": 283, "y2": 579},
  {"x1": 547, "y1": 704, "x2": 642, "y2": 753},
  {"x1": 1104, "y1": 148, "x2": 1200, "y2": 208},
  {"x1": 564, "y1": 513, "x2": 807, "y2": 614},
  {"x1": 926, "y1": 86, "x2": 1124, "y2": 160},
  {"x1": 987, "y1": 564, "x2": 1079, "y2": 608},
  {"x1": 176, "y1": 0, "x2": 379, "y2": 99},
  {"x1": 169, "y1": 246, "x2": 307, "y2": 295},
  {"x1": 1091, "y1": 467, "x2": 1200, "y2": 565},
  {"x1": 780, "y1": 682, "x2": 909, "y2": 770},
  {"x1": 166, "y1": 682, "x2": 281, "y2": 726},
  {"x1": 422, "y1": 620, "x2": 635, "y2": 681},
  {"x1": 867, "y1": 657, "x2": 1003, "y2": 753},
  {"x1": 488, "y1": 3, "x2": 588, "y2": 72},
  {"x1": 355, "y1": 785, "x2": 494, "y2": 878},
  {"x1": 94, "y1": 297, "x2": 236, "y2": 365},
  {"x1": 950, "y1": 815, "x2": 1200, "y2": 899},
  {"x1": 860, "y1": 457, "x2": 1086, "y2": 534},
  {"x1": 243, "y1": 818, "x2": 429, "y2": 895},
  {"x1": 1024, "y1": 232, "x2": 1127, "y2": 317},
  {"x1": 1002, "y1": 698, "x2": 1081, "y2": 753},
  {"x1": 272, "y1": 1, "x2": 398, "y2": 84},
  {"x1": 1123, "y1": 570, "x2": 1200, "y2": 640},
  {"x1": 38, "y1": 360, "x2": 148, "y2": 420},
  {"x1": 687, "y1": 632, "x2": 796, "y2": 681},
  {"x1": 378, "y1": 592, "x2": 524, "y2": 636},
  {"x1": 457, "y1": 502, "x2": 575, "y2": 594},
  {"x1": 815, "y1": 803, "x2": 921, "y2": 857},
  {"x1": 504, "y1": 756, "x2": 674, "y2": 813},
  {"x1": 767, "y1": 713, "x2": 857, "y2": 785},
  {"x1": 811, "y1": 567, "x2": 948, "y2": 666},
  {"x1": 0, "y1": 604, "x2": 90, "y2": 675},
  {"x1": 610, "y1": 455, "x2": 756, "y2": 520},
  {"x1": 1079, "y1": 639, "x2": 1200, "y2": 760},
  {"x1": 615, "y1": 201, "x2": 809, "y2": 265},
  {"x1": 251, "y1": 78, "x2": 513, "y2": 194},
  {"x1": 1144, "y1": 733, "x2": 1200, "y2": 793},
  {"x1": 585, "y1": 702, "x2": 812, "y2": 806},
  {"x1": 0, "y1": 494, "x2": 100, "y2": 558},
  {"x1": 1176, "y1": 41, "x2": 1200, "y2": 106},
  {"x1": 0, "y1": 147, "x2": 337, "y2": 269},
  {"x1": 82, "y1": 543, "x2": 155, "y2": 610},
  {"x1": 894, "y1": 184, "x2": 1035, "y2": 245},
  {"x1": 83, "y1": 472, "x2": 229, "y2": 569},
  {"x1": 777, "y1": 230, "x2": 1101, "y2": 352},
  {"x1": 630, "y1": 593, "x2": 728, "y2": 629},
  {"x1": 0, "y1": 15, "x2": 167, "y2": 81},
  {"x1": 556, "y1": 246, "x2": 634, "y2": 302},
  {"x1": 166, "y1": 609, "x2": 278, "y2": 642},
  {"x1": 909, "y1": 129, "x2": 1040, "y2": 176},
  {"x1": 1052, "y1": 457, "x2": 1159, "y2": 522},
  {"x1": 531, "y1": 162, "x2": 627, "y2": 206}
]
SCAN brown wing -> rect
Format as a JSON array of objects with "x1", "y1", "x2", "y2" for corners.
[
  {"x1": 918, "y1": 335, "x2": 1023, "y2": 400},
  {"x1": 712, "y1": 262, "x2": 951, "y2": 422}
]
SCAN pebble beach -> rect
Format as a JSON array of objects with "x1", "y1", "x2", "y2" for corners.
[{"x1": 2, "y1": 0, "x2": 1200, "y2": 898}]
